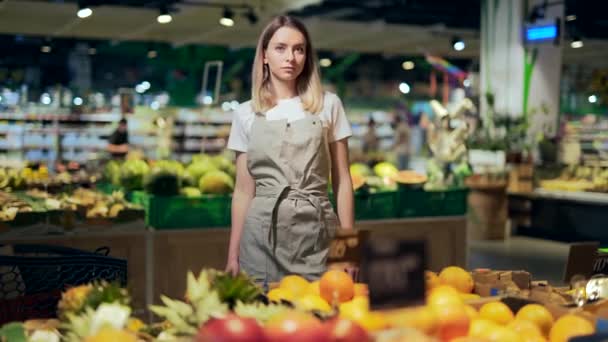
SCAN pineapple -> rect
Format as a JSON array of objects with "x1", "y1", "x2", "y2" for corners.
[
  {"x1": 58, "y1": 284, "x2": 93, "y2": 318},
  {"x1": 234, "y1": 301, "x2": 289, "y2": 324},
  {"x1": 81, "y1": 281, "x2": 130, "y2": 312},
  {"x1": 149, "y1": 270, "x2": 228, "y2": 337},
  {"x1": 209, "y1": 270, "x2": 263, "y2": 308},
  {"x1": 61, "y1": 303, "x2": 132, "y2": 342},
  {"x1": 58, "y1": 281, "x2": 130, "y2": 319}
]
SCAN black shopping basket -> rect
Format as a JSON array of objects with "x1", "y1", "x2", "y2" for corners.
[{"x1": 0, "y1": 244, "x2": 127, "y2": 324}]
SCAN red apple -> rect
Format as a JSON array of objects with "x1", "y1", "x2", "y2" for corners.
[
  {"x1": 264, "y1": 311, "x2": 329, "y2": 342},
  {"x1": 326, "y1": 318, "x2": 371, "y2": 342},
  {"x1": 196, "y1": 314, "x2": 266, "y2": 342}
]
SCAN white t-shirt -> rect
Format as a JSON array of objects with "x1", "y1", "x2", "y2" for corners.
[{"x1": 227, "y1": 91, "x2": 352, "y2": 153}]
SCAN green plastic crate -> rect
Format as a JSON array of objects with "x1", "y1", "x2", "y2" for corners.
[
  {"x1": 354, "y1": 191, "x2": 398, "y2": 220},
  {"x1": 130, "y1": 191, "x2": 232, "y2": 229},
  {"x1": 397, "y1": 188, "x2": 468, "y2": 217},
  {"x1": 96, "y1": 182, "x2": 124, "y2": 195}
]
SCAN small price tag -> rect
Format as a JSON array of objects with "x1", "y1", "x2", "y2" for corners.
[
  {"x1": 360, "y1": 238, "x2": 426, "y2": 310},
  {"x1": 563, "y1": 242, "x2": 599, "y2": 283}
]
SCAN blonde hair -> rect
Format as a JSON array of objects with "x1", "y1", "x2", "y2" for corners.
[{"x1": 251, "y1": 15, "x2": 324, "y2": 114}]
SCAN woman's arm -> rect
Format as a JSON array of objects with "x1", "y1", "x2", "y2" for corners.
[
  {"x1": 226, "y1": 151, "x2": 256, "y2": 275},
  {"x1": 330, "y1": 139, "x2": 354, "y2": 230}
]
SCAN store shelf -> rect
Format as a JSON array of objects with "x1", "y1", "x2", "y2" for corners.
[{"x1": 533, "y1": 189, "x2": 608, "y2": 205}]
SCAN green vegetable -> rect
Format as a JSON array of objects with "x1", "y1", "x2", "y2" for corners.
[{"x1": 120, "y1": 159, "x2": 150, "y2": 191}]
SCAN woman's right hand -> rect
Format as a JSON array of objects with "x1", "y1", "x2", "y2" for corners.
[{"x1": 225, "y1": 256, "x2": 239, "y2": 276}]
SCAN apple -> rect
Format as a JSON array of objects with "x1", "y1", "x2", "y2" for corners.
[
  {"x1": 326, "y1": 318, "x2": 371, "y2": 342},
  {"x1": 264, "y1": 311, "x2": 329, "y2": 342},
  {"x1": 196, "y1": 314, "x2": 266, "y2": 342}
]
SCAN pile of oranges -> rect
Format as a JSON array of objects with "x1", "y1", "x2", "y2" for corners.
[
  {"x1": 420, "y1": 266, "x2": 596, "y2": 342},
  {"x1": 268, "y1": 266, "x2": 597, "y2": 342}
]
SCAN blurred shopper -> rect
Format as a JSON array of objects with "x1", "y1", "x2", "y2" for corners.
[
  {"x1": 393, "y1": 115, "x2": 411, "y2": 170},
  {"x1": 362, "y1": 117, "x2": 379, "y2": 154},
  {"x1": 107, "y1": 118, "x2": 129, "y2": 159}
]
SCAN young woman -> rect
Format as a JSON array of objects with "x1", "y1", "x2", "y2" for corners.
[{"x1": 225, "y1": 15, "x2": 354, "y2": 285}]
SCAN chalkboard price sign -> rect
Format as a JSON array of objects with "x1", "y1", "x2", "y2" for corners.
[{"x1": 359, "y1": 238, "x2": 426, "y2": 310}]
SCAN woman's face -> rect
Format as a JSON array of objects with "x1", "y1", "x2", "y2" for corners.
[{"x1": 264, "y1": 26, "x2": 306, "y2": 83}]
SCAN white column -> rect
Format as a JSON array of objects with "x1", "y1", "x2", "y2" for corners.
[{"x1": 480, "y1": 0, "x2": 564, "y2": 138}]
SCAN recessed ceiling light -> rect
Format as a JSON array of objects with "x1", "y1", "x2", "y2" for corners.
[
  {"x1": 320, "y1": 58, "x2": 332, "y2": 67},
  {"x1": 402, "y1": 61, "x2": 415, "y2": 70}
]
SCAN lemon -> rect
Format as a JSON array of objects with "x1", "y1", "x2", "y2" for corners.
[
  {"x1": 296, "y1": 294, "x2": 332, "y2": 313},
  {"x1": 267, "y1": 287, "x2": 295, "y2": 302}
]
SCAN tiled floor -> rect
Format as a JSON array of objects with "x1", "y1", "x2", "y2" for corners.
[{"x1": 467, "y1": 236, "x2": 571, "y2": 285}]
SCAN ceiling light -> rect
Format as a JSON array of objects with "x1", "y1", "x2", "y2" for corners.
[
  {"x1": 147, "y1": 48, "x2": 158, "y2": 59},
  {"x1": 141, "y1": 81, "x2": 151, "y2": 90},
  {"x1": 77, "y1": 2, "x2": 92, "y2": 19},
  {"x1": 571, "y1": 37, "x2": 583, "y2": 49},
  {"x1": 41, "y1": 93, "x2": 52, "y2": 105},
  {"x1": 245, "y1": 8, "x2": 258, "y2": 25},
  {"x1": 220, "y1": 7, "x2": 234, "y2": 27},
  {"x1": 589, "y1": 95, "x2": 598, "y2": 103},
  {"x1": 566, "y1": 14, "x2": 577, "y2": 21},
  {"x1": 73, "y1": 97, "x2": 83, "y2": 106},
  {"x1": 88, "y1": 47, "x2": 97, "y2": 55},
  {"x1": 320, "y1": 58, "x2": 332, "y2": 67},
  {"x1": 157, "y1": 6, "x2": 172, "y2": 24},
  {"x1": 203, "y1": 95, "x2": 213, "y2": 105},
  {"x1": 41, "y1": 44, "x2": 51, "y2": 53},
  {"x1": 135, "y1": 84, "x2": 146, "y2": 94},
  {"x1": 402, "y1": 60, "x2": 415, "y2": 70},
  {"x1": 452, "y1": 37, "x2": 465, "y2": 51},
  {"x1": 399, "y1": 82, "x2": 410, "y2": 94},
  {"x1": 463, "y1": 78, "x2": 471, "y2": 87}
]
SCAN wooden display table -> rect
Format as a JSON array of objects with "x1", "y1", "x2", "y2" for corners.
[{"x1": 1, "y1": 216, "x2": 466, "y2": 320}]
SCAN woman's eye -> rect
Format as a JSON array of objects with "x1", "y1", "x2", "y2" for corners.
[
  {"x1": 295, "y1": 47, "x2": 304, "y2": 53},
  {"x1": 275, "y1": 46, "x2": 285, "y2": 51}
]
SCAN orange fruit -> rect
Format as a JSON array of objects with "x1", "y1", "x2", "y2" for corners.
[
  {"x1": 307, "y1": 281, "x2": 321, "y2": 296},
  {"x1": 433, "y1": 303, "x2": 470, "y2": 341},
  {"x1": 428, "y1": 285, "x2": 464, "y2": 308},
  {"x1": 279, "y1": 275, "x2": 310, "y2": 297},
  {"x1": 426, "y1": 271, "x2": 440, "y2": 290},
  {"x1": 485, "y1": 326, "x2": 523, "y2": 342},
  {"x1": 469, "y1": 318, "x2": 499, "y2": 338},
  {"x1": 515, "y1": 304, "x2": 554, "y2": 337},
  {"x1": 508, "y1": 319, "x2": 543, "y2": 337},
  {"x1": 464, "y1": 305, "x2": 478, "y2": 321},
  {"x1": 358, "y1": 311, "x2": 388, "y2": 332},
  {"x1": 479, "y1": 301, "x2": 514, "y2": 325},
  {"x1": 354, "y1": 283, "x2": 369, "y2": 297},
  {"x1": 339, "y1": 298, "x2": 368, "y2": 322},
  {"x1": 439, "y1": 266, "x2": 474, "y2": 293},
  {"x1": 460, "y1": 293, "x2": 481, "y2": 301},
  {"x1": 384, "y1": 306, "x2": 438, "y2": 334},
  {"x1": 549, "y1": 314, "x2": 594, "y2": 342},
  {"x1": 319, "y1": 269, "x2": 355, "y2": 304}
]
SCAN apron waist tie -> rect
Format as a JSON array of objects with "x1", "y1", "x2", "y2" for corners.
[{"x1": 256, "y1": 185, "x2": 327, "y2": 252}]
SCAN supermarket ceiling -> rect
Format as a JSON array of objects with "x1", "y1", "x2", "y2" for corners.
[{"x1": 0, "y1": 0, "x2": 607, "y2": 64}]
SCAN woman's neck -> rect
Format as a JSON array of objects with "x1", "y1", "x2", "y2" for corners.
[{"x1": 271, "y1": 76, "x2": 297, "y2": 100}]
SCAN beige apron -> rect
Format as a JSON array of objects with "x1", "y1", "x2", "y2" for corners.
[{"x1": 239, "y1": 112, "x2": 338, "y2": 286}]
